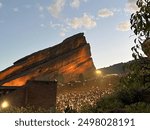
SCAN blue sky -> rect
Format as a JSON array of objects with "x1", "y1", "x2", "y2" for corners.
[{"x1": 0, "y1": 0, "x2": 138, "y2": 70}]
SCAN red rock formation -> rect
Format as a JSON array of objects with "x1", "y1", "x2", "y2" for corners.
[{"x1": 0, "y1": 33, "x2": 96, "y2": 86}]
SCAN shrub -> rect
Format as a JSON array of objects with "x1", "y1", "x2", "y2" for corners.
[{"x1": 124, "y1": 102, "x2": 150, "y2": 113}]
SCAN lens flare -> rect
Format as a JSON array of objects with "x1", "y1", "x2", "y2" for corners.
[
  {"x1": 96, "y1": 70, "x2": 102, "y2": 75},
  {"x1": 1, "y1": 101, "x2": 9, "y2": 109}
]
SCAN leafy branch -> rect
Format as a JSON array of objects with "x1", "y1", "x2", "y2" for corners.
[{"x1": 130, "y1": 0, "x2": 150, "y2": 58}]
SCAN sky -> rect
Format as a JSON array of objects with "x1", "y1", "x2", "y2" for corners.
[{"x1": 0, "y1": 0, "x2": 139, "y2": 71}]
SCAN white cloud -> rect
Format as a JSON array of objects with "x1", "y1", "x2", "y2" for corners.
[
  {"x1": 98, "y1": 8, "x2": 114, "y2": 18},
  {"x1": 48, "y1": 0, "x2": 66, "y2": 18},
  {"x1": 125, "y1": 0, "x2": 138, "y2": 13},
  {"x1": 116, "y1": 21, "x2": 130, "y2": 32},
  {"x1": 70, "y1": 0, "x2": 88, "y2": 9},
  {"x1": 0, "y1": 2, "x2": 3, "y2": 8},
  {"x1": 49, "y1": 21, "x2": 67, "y2": 37},
  {"x1": 69, "y1": 13, "x2": 96, "y2": 29},
  {"x1": 49, "y1": 21, "x2": 63, "y2": 29},
  {"x1": 13, "y1": 8, "x2": 19, "y2": 12},
  {"x1": 70, "y1": 0, "x2": 80, "y2": 8}
]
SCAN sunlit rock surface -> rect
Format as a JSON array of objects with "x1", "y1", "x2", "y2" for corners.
[{"x1": 0, "y1": 33, "x2": 96, "y2": 86}]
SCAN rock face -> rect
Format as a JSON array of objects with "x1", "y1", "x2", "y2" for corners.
[{"x1": 0, "y1": 33, "x2": 96, "y2": 86}]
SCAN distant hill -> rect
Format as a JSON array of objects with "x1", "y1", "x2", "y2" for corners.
[
  {"x1": 99, "y1": 57, "x2": 150, "y2": 75},
  {"x1": 99, "y1": 62, "x2": 126, "y2": 75}
]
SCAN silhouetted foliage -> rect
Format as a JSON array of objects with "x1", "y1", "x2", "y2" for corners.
[
  {"x1": 130, "y1": 0, "x2": 150, "y2": 88},
  {"x1": 130, "y1": 0, "x2": 150, "y2": 58}
]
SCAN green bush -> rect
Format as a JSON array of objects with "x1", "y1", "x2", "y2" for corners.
[
  {"x1": 94, "y1": 95, "x2": 124, "y2": 113},
  {"x1": 80, "y1": 104, "x2": 95, "y2": 113},
  {"x1": 124, "y1": 102, "x2": 150, "y2": 113},
  {"x1": 116, "y1": 86, "x2": 148, "y2": 105}
]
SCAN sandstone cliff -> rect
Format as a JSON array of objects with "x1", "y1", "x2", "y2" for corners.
[{"x1": 0, "y1": 33, "x2": 96, "y2": 86}]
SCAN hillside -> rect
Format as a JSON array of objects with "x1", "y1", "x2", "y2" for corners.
[{"x1": 99, "y1": 62, "x2": 126, "y2": 75}]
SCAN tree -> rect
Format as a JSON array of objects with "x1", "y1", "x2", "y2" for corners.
[
  {"x1": 130, "y1": 0, "x2": 150, "y2": 88},
  {"x1": 130, "y1": 0, "x2": 150, "y2": 58}
]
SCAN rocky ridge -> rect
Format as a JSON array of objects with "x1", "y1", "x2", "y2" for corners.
[{"x1": 0, "y1": 33, "x2": 96, "y2": 86}]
